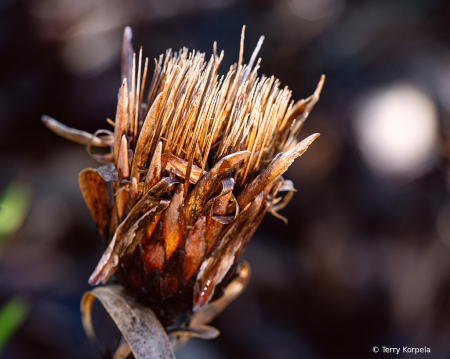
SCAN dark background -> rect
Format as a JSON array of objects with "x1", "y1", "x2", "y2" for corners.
[{"x1": 2, "y1": 0, "x2": 450, "y2": 358}]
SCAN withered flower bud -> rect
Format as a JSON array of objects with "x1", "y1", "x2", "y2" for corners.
[{"x1": 43, "y1": 26, "x2": 324, "y2": 354}]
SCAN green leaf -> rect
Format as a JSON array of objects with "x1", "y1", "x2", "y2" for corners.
[
  {"x1": 0, "y1": 296, "x2": 30, "y2": 355},
  {"x1": 0, "y1": 180, "x2": 32, "y2": 248}
]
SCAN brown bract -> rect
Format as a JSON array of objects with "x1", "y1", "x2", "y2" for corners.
[
  {"x1": 185, "y1": 151, "x2": 250, "y2": 226},
  {"x1": 79, "y1": 168, "x2": 111, "y2": 241},
  {"x1": 43, "y1": 26, "x2": 324, "y2": 339}
]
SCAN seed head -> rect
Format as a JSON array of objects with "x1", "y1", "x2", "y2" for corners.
[{"x1": 43, "y1": 26, "x2": 324, "y2": 327}]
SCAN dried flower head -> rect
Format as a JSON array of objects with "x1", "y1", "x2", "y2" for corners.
[{"x1": 43, "y1": 26, "x2": 323, "y2": 330}]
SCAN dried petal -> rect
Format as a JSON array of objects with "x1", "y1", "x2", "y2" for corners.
[
  {"x1": 115, "y1": 189, "x2": 128, "y2": 223},
  {"x1": 79, "y1": 168, "x2": 111, "y2": 242},
  {"x1": 271, "y1": 182, "x2": 295, "y2": 213},
  {"x1": 184, "y1": 216, "x2": 207, "y2": 282},
  {"x1": 268, "y1": 206, "x2": 288, "y2": 224},
  {"x1": 161, "y1": 184, "x2": 186, "y2": 261},
  {"x1": 144, "y1": 141, "x2": 162, "y2": 193}
]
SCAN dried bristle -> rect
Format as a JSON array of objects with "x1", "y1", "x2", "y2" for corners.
[{"x1": 117, "y1": 28, "x2": 324, "y2": 194}]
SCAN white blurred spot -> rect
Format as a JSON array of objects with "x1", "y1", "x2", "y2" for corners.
[
  {"x1": 61, "y1": 32, "x2": 120, "y2": 75},
  {"x1": 289, "y1": 0, "x2": 344, "y2": 21},
  {"x1": 354, "y1": 83, "x2": 438, "y2": 180}
]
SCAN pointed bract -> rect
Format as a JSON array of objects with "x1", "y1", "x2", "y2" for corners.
[
  {"x1": 184, "y1": 216, "x2": 207, "y2": 282},
  {"x1": 117, "y1": 134, "x2": 129, "y2": 179},
  {"x1": 237, "y1": 133, "x2": 320, "y2": 209},
  {"x1": 194, "y1": 191, "x2": 264, "y2": 311},
  {"x1": 145, "y1": 141, "x2": 162, "y2": 193},
  {"x1": 162, "y1": 184, "x2": 186, "y2": 261},
  {"x1": 130, "y1": 92, "x2": 165, "y2": 181},
  {"x1": 79, "y1": 168, "x2": 111, "y2": 242},
  {"x1": 114, "y1": 80, "x2": 129, "y2": 165}
]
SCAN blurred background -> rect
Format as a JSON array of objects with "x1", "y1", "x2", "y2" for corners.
[{"x1": 2, "y1": 0, "x2": 450, "y2": 358}]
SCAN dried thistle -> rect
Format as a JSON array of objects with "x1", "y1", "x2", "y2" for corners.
[{"x1": 43, "y1": 26, "x2": 324, "y2": 357}]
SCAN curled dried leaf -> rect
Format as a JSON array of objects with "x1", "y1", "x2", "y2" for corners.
[
  {"x1": 81, "y1": 285, "x2": 175, "y2": 359},
  {"x1": 277, "y1": 179, "x2": 296, "y2": 193},
  {"x1": 162, "y1": 153, "x2": 204, "y2": 184},
  {"x1": 42, "y1": 115, "x2": 108, "y2": 147},
  {"x1": 200, "y1": 178, "x2": 234, "y2": 220},
  {"x1": 147, "y1": 176, "x2": 180, "y2": 198},
  {"x1": 86, "y1": 131, "x2": 115, "y2": 164},
  {"x1": 271, "y1": 183, "x2": 295, "y2": 213},
  {"x1": 268, "y1": 206, "x2": 288, "y2": 224}
]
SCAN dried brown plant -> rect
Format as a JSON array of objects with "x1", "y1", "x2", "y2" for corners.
[{"x1": 43, "y1": 26, "x2": 324, "y2": 358}]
